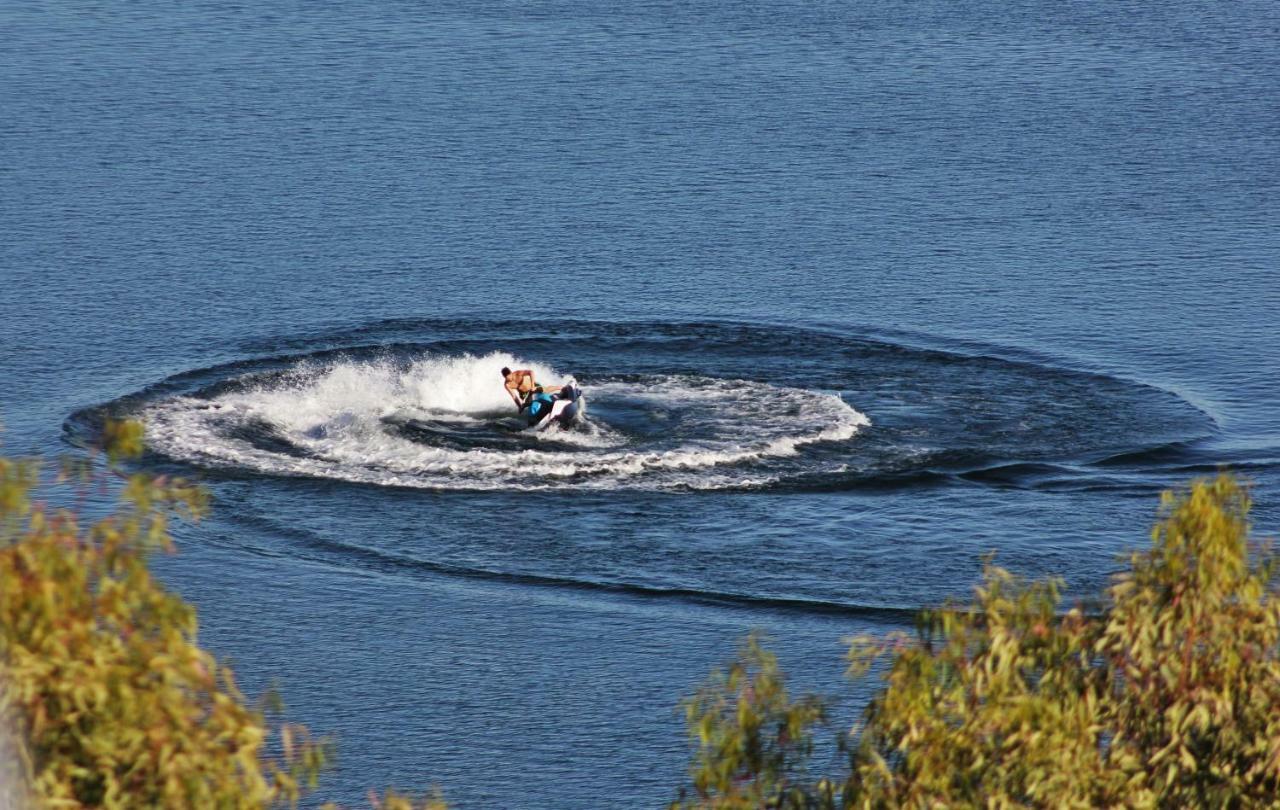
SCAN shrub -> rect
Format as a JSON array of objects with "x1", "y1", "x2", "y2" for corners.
[
  {"x1": 0, "y1": 420, "x2": 449, "y2": 809},
  {"x1": 674, "y1": 635, "x2": 831, "y2": 809},
  {"x1": 0, "y1": 425, "x2": 332, "y2": 808},
  {"x1": 677, "y1": 474, "x2": 1280, "y2": 809}
]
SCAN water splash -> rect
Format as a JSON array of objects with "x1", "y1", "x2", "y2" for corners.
[{"x1": 139, "y1": 352, "x2": 870, "y2": 491}]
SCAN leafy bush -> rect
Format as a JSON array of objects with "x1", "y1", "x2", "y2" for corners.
[
  {"x1": 676, "y1": 635, "x2": 831, "y2": 809},
  {"x1": 0, "y1": 426, "x2": 331, "y2": 808},
  {"x1": 677, "y1": 474, "x2": 1280, "y2": 808},
  {"x1": 0, "y1": 423, "x2": 445, "y2": 809}
]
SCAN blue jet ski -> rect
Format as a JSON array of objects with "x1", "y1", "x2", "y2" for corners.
[{"x1": 521, "y1": 383, "x2": 584, "y2": 429}]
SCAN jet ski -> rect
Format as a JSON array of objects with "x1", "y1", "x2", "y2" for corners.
[{"x1": 521, "y1": 383, "x2": 584, "y2": 429}]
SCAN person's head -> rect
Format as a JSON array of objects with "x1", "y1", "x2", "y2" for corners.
[{"x1": 500, "y1": 367, "x2": 511, "y2": 379}]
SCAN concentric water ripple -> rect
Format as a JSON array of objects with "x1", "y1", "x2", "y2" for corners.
[{"x1": 67, "y1": 320, "x2": 1215, "y2": 493}]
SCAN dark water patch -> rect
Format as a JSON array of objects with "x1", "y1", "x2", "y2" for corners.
[
  {"x1": 205, "y1": 509, "x2": 920, "y2": 624},
  {"x1": 221, "y1": 417, "x2": 318, "y2": 461}
]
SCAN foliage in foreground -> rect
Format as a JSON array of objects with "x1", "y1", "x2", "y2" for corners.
[
  {"x1": 677, "y1": 474, "x2": 1280, "y2": 809},
  {"x1": 0, "y1": 424, "x2": 445, "y2": 809}
]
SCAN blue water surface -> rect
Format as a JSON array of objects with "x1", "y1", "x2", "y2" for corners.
[{"x1": 2, "y1": 0, "x2": 1279, "y2": 806}]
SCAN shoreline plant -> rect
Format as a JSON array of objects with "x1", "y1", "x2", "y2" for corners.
[
  {"x1": 0, "y1": 422, "x2": 443, "y2": 809},
  {"x1": 676, "y1": 474, "x2": 1280, "y2": 808}
]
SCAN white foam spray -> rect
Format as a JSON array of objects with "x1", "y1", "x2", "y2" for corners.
[{"x1": 142, "y1": 353, "x2": 870, "y2": 491}]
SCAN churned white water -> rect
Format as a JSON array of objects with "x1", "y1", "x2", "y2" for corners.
[{"x1": 142, "y1": 352, "x2": 870, "y2": 491}]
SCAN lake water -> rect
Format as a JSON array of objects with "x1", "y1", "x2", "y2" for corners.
[{"x1": 3, "y1": 0, "x2": 1278, "y2": 806}]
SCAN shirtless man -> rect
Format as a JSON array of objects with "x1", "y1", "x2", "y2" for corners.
[{"x1": 501, "y1": 366, "x2": 560, "y2": 411}]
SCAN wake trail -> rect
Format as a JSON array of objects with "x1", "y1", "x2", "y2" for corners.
[{"x1": 137, "y1": 352, "x2": 871, "y2": 492}]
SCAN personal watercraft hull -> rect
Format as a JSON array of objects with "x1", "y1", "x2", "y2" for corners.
[{"x1": 524, "y1": 383, "x2": 584, "y2": 429}]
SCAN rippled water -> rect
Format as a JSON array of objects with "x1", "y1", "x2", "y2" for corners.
[
  {"x1": 71, "y1": 320, "x2": 1214, "y2": 494},
  {"x1": 4, "y1": 0, "x2": 1279, "y2": 806}
]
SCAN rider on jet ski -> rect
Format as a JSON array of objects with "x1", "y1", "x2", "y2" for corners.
[{"x1": 501, "y1": 367, "x2": 561, "y2": 413}]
